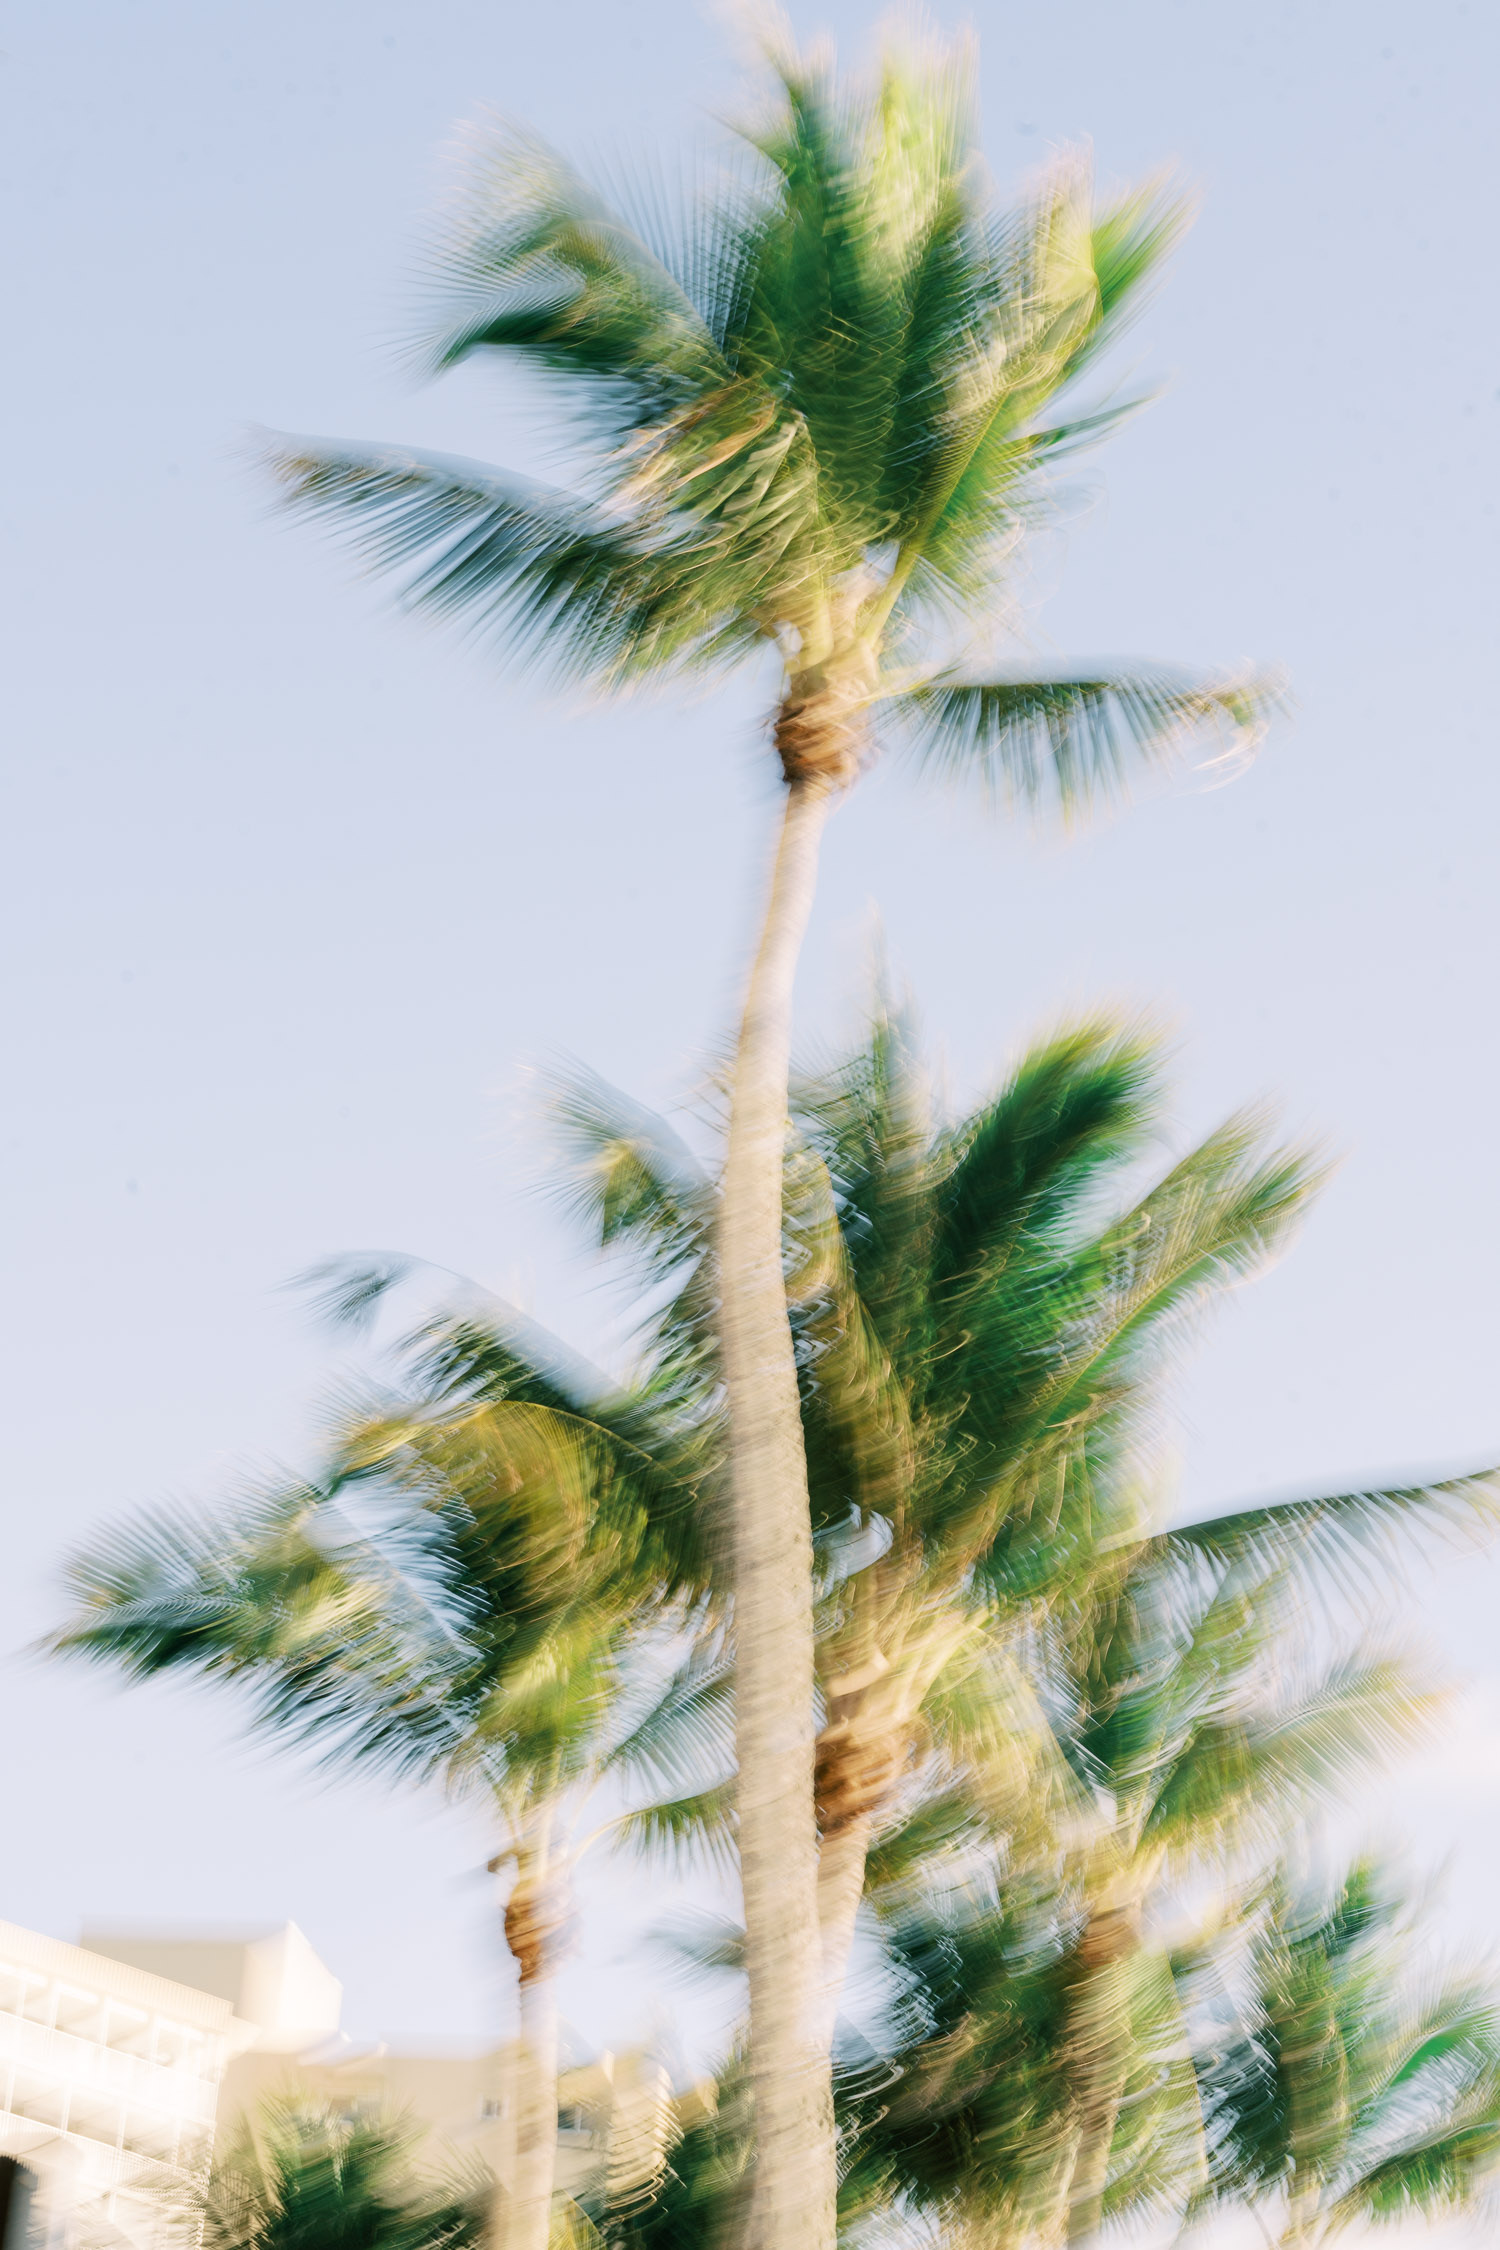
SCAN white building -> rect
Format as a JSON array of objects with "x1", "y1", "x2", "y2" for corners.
[
  {"x1": 0, "y1": 1923, "x2": 676, "y2": 2250},
  {"x1": 0, "y1": 1921, "x2": 248, "y2": 2250}
]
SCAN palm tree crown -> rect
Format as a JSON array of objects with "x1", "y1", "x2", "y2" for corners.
[
  {"x1": 1190, "y1": 1861, "x2": 1500, "y2": 2242},
  {"x1": 550, "y1": 1011, "x2": 1500, "y2": 1938},
  {"x1": 268, "y1": 37, "x2": 1273, "y2": 797},
  {"x1": 49, "y1": 1309, "x2": 724, "y2": 2250}
]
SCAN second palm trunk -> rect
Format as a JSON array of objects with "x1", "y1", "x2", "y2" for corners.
[
  {"x1": 497, "y1": 1838, "x2": 565, "y2": 2250},
  {"x1": 719, "y1": 775, "x2": 838, "y2": 2250}
]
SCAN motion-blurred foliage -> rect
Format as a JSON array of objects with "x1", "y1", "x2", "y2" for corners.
[{"x1": 53, "y1": 1007, "x2": 1500, "y2": 2250}]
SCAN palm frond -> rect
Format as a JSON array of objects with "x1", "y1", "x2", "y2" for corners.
[
  {"x1": 1142, "y1": 1655, "x2": 1437, "y2": 1857},
  {"x1": 929, "y1": 1016, "x2": 1160, "y2": 1305},
  {"x1": 890, "y1": 668, "x2": 1281, "y2": 815},
  {"x1": 260, "y1": 439, "x2": 761, "y2": 687},
  {"x1": 612, "y1": 1782, "x2": 737, "y2": 1874},
  {"x1": 544, "y1": 1060, "x2": 715, "y2": 1279},
  {"x1": 297, "y1": 1253, "x2": 418, "y2": 1335},
  {"x1": 49, "y1": 1485, "x2": 482, "y2": 1789},
  {"x1": 599, "y1": 1650, "x2": 735, "y2": 1799},
  {"x1": 203, "y1": 2101, "x2": 484, "y2": 2250},
  {"x1": 1191, "y1": 1862, "x2": 1500, "y2": 2237},
  {"x1": 420, "y1": 121, "x2": 728, "y2": 420},
  {"x1": 647, "y1": 1910, "x2": 746, "y2": 1982},
  {"x1": 1332, "y1": 2125, "x2": 1500, "y2": 2224},
  {"x1": 1027, "y1": 1109, "x2": 1324, "y2": 1442},
  {"x1": 886, "y1": 160, "x2": 1188, "y2": 609},
  {"x1": 1067, "y1": 176, "x2": 1196, "y2": 377},
  {"x1": 1170, "y1": 1465, "x2": 1500, "y2": 1624}
]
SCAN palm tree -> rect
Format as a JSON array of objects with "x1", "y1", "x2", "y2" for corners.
[
  {"x1": 1189, "y1": 1861, "x2": 1500, "y2": 2243},
  {"x1": 829, "y1": 1550, "x2": 1443, "y2": 2250},
  {"x1": 260, "y1": 35, "x2": 1280, "y2": 2240},
  {"x1": 1030, "y1": 1524, "x2": 1440, "y2": 2242},
  {"x1": 784, "y1": 1010, "x2": 1314, "y2": 2042},
  {"x1": 50, "y1": 1304, "x2": 727, "y2": 2250},
  {"x1": 543, "y1": 1005, "x2": 1500, "y2": 2088},
  {"x1": 200, "y1": 2102, "x2": 483, "y2": 2250}
]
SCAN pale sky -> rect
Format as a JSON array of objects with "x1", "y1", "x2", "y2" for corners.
[{"x1": 4, "y1": 0, "x2": 1499, "y2": 2073}]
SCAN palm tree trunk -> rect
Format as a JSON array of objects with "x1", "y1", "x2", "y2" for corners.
[
  {"x1": 814, "y1": 1810, "x2": 872, "y2": 2054},
  {"x1": 1060, "y1": 1913, "x2": 1139, "y2": 2246},
  {"x1": 507, "y1": 1967, "x2": 560, "y2": 2250},
  {"x1": 1064, "y1": 2048, "x2": 1129, "y2": 2246},
  {"x1": 495, "y1": 1839, "x2": 565, "y2": 2250},
  {"x1": 720, "y1": 771, "x2": 838, "y2": 2250}
]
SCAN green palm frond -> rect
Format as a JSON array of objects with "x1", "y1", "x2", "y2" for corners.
[
  {"x1": 786, "y1": 1150, "x2": 920, "y2": 1540},
  {"x1": 297, "y1": 1252, "x2": 419, "y2": 1334},
  {"x1": 544, "y1": 1060, "x2": 715, "y2": 1279},
  {"x1": 599, "y1": 1649, "x2": 735, "y2": 1801},
  {"x1": 1023, "y1": 1109, "x2": 1323, "y2": 1446},
  {"x1": 420, "y1": 122, "x2": 727, "y2": 412},
  {"x1": 1331, "y1": 2124, "x2": 1500, "y2": 2225},
  {"x1": 647, "y1": 1910, "x2": 746, "y2": 1983},
  {"x1": 858, "y1": 1784, "x2": 991, "y2": 1895},
  {"x1": 1141, "y1": 1656, "x2": 1436, "y2": 1858},
  {"x1": 929, "y1": 1017, "x2": 1159, "y2": 1289},
  {"x1": 52, "y1": 1485, "x2": 329, "y2": 1681},
  {"x1": 203, "y1": 2102, "x2": 483, "y2": 2250},
  {"x1": 52, "y1": 1368, "x2": 704, "y2": 1809},
  {"x1": 1098, "y1": 1948, "x2": 1209, "y2": 2229},
  {"x1": 611, "y1": 1783, "x2": 737, "y2": 1875},
  {"x1": 299, "y1": 1252, "x2": 623, "y2": 1429},
  {"x1": 538, "y1": 1063, "x2": 727, "y2": 1438},
  {"x1": 1170, "y1": 1464, "x2": 1500, "y2": 1625},
  {"x1": 837, "y1": 1861, "x2": 1076, "y2": 2240},
  {"x1": 1075, "y1": 175, "x2": 1194, "y2": 345},
  {"x1": 879, "y1": 167, "x2": 1194, "y2": 625},
  {"x1": 49, "y1": 1485, "x2": 482, "y2": 1788},
  {"x1": 261, "y1": 441, "x2": 767, "y2": 689},
  {"x1": 889, "y1": 668, "x2": 1282, "y2": 814},
  {"x1": 1191, "y1": 1864, "x2": 1500, "y2": 2238}
]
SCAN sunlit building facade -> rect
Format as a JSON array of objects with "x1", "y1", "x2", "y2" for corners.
[
  {"x1": 0, "y1": 1921, "x2": 241, "y2": 2250},
  {"x1": 0, "y1": 1920, "x2": 673, "y2": 2250}
]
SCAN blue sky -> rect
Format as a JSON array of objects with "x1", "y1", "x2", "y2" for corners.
[{"x1": 4, "y1": 0, "x2": 1499, "y2": 2061}]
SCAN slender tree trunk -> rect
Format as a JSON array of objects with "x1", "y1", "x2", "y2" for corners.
[
  {"x1": 813, "y1": 1810, "x2": 872, "y2": 2054},
  {"x1": 1060, "y1": 1912, "x2": 1139, "y2": 2246},
  {"x1": 494, "y1": 1835, "x2": 566, "y2": 2250},
  {"x1": 1281, "y1": 2196, "x2": 1320, "y2": 2250},
  {"x1": 720, "y1": 772, "x2": 838, "y2": 2250},
  {"x1": 507, "y1": 1967, "x2": 560, "y2": 2250},
  {"x1": 1064, "y1": 2043, "x2": 1129, "y2": 2246}
]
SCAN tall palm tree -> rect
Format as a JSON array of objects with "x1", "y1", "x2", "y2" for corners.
[
  {"x1": 261, "y1": 36, "x2": 1280, "y2": 2242},
  {"x1": 1189, "y1": 1861, "x2": 1500, "y2": 2243},
  {"x1": 50, "y1": 1307, "x2": 726, "y2": 2250}
]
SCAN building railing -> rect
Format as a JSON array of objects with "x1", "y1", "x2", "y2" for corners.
[{"x1": 0, "y1": 2013, "x2": 219, "y2": 2127}]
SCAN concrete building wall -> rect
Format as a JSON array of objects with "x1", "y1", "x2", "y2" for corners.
[
  {"x1": 0, "y1": 1922, "x2": 250, "y2": 2250},
  {"x1": 80, "y1": 1932, "x2": 341, "y2": 2060},
  {"x1": 214, "y1": 2044, "x2": 621, "y2": 2206}
]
